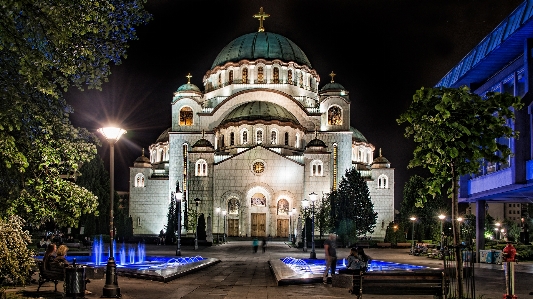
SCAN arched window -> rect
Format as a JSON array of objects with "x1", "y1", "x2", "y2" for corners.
[
  {"x1": 277, "y1": 199, "x2": 289, "y2": 215},
  {"x1": 270, "y1": 130, "x2": 278, "y2": 144},
  {"x1": 299, "y1": 72, "x2": 303, "y2": 87},
  {"x1": 257, "y1": 66, "x2": 264, "y2": 83},
  {"x1": 311, "y1": 160, "x2": 324, "y2": 176},
  {"x1": 135, "y1": 173, "x2": 145, "y2": 187},
  {"x1": 218, "y1": 73, "x2": 222, "y2": 87},
  {"x1": 328, "y1": 106, "x2": 342, "y2": 125},
  {"x1": 242, "y1": 68, "x2": 248, "y2": 84},
  {"x1": 378, "y1": 174, "x2": 388, "y2": 188},
  {"x1": 295, "y1": 133, "x2": 300, "y2": 148},
  {"x1": 284, "y1": 132, "x2": 289, "y2": 145},
  {"x1": 256, "y1": 129, "x2": 263, "y2": 144},
  {"x1": 220, "y1": 135, "x2": 225, "y2": 148},
  {"x1": 288, "y1": 70, "x2": 293, "y2": 84},
  {"x1": 358, "y1": 149, "x2": 364, "y2": 162},
  {"x1": 195, "y1": 159, "x2": 208, "y2": 176},
  {"x1": 273, "y1": 67, "x2": 279, "y2": 84},
  {"x1": 158, "y1": 148, "x2": 164, "y2": 162},
  {"x1": 230, "y1": 132, "x2": 235, "y2": 146},
  {"x1": 228, "y1": 198, "x2": 240, "y2": 215},
  {"x1": 241, "y1": 129, "x2": 249, "y2": 144},
  {"x1": 179, "y1": 107, "x2": 193, "y2": 126},
  {"x1": 229, "y1": 70, "x2": 233, "y2": 84}
]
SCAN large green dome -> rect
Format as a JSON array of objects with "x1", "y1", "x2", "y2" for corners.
[
  {"x1": 219, "y1": 101, "x2": 300, "y2": 127},
  {"x1": 211, "y1": 32, "x2": 312, "y2": 69}
]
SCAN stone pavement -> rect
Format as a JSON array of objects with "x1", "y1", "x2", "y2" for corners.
[{"x1": 14, "y1": 240, "x2": 533, "y2": 298}]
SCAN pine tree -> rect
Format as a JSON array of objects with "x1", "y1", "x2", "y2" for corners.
[
  {"x1": 165, "y1": 199, "x2": 176, "y2": 244},
  {"x1": 333, "y1": 167, "x2": 377, "y2": 245}
]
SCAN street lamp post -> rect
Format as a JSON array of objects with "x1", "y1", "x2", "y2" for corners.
[
  {"x1": 457, "y1": 217, "x2": 463, "y2": 243},
  {"x1": 496, "y1": 222, "x2": 501, "y2": 240},
  {"x1": 301, "y1": 199, "x2": 309, "y2": 252},
  {"x1": 194, "y1": 198, "x2": 201, "y2": 250},
  {"x1": 410, "y1": 217, "x2": 416, "y2": 255},
  {"x1": 288, "y1": 210, "x2": 293, "y2": 243},
  {"x1": 309, "y1": 192, "x2": 318, "y2": 259},
  {"x1": 438, "y1": 214, "x2": 445, "y2": 251},
  {"x1": 216, "y1": 207, "x2": 221, "y2": 243},
  {"x1": 174, "y1": 182, "x2": 183, "y2": 256},
  {"x1": 98, "y1": 126, "x2": 126, "y2": 298},
  {"x1": 222, "y1": 210, "x2": 227, "y2": 242}
]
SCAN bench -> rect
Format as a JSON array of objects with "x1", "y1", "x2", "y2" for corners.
[
  {"x1": 64, "y1": 242, "x2": 82, "y2": 249},
  {"x1": 355, "y1": 242, "x2": 370, "y2": 248},
  {"x1": 332, "y1": 270, "x2": 448, "y2": 298},
  {"x1": 37, "y1": 260, "x2": 64, "y2": 292},
  {"x1": 395, "y1": 242, "x2": 412, "y2": 248},
  {"x1": 376, "y1": 242, "x2": 391, "y2": 248}
]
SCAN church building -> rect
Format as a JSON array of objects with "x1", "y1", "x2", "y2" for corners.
[{"x1": 128, "y1": 8, "x2": 394, "y2": 241}]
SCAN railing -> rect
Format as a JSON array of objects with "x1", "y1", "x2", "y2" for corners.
[
  {"x1": 204, "y1": 79, "x2": 318, "y2": 93},
  {"x1": 358, "y1": 170, "x2": 372, "y2": 178}
]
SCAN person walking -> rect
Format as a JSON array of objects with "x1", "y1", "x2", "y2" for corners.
[
  {"x1": 261, "y1": 238, "x2": 267, "y2": 253},
  {"x1": 323, "y1": 233, "x2": 337, "y2": 284},
  {"x1": 252, "y1": 238, "x2": 259, "y2": 253}
]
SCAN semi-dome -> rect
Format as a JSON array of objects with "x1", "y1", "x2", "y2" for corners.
[
  {"x1": 350, "y1": 127, "x2": 368, "y2": 143},
  {"x1": 177, "y1": 83, "x2": 201, "y2": 93},
  {"x1": 219, "y1": 101, "x2": 300, "y2": 127},
  {"x1": 306, "y1": 138, "x2": 327, "y2": 148},
  {"x1": 211, "y1": 32, "x2": 312, "y2": 69},
  {"x1": 156, "y1": 128, "x2": 170, "y2": 143}
]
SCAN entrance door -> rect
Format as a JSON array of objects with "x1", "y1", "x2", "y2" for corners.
[
  {"x1": 228, "y1": 219, "x2": 239, "y2": 237},
  {"x1": 277, "y1": 219, "x2": 289, "y2": 237},
  {"x1": 251, "y1": 213, "x2": 266, "y2": 237}
]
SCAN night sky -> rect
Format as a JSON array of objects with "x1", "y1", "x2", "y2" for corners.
[{"x1": 65, "y1": 0, "x2": 524, "y2": 209}]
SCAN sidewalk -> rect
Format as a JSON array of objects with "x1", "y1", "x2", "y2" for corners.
[{"x1": 9, "y1": 241, "x2": 533, "y2": 298}]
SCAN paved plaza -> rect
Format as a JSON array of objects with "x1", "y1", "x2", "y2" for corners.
[{"x1": 12, "y1": 240, "x2": 533, "y2": 298}]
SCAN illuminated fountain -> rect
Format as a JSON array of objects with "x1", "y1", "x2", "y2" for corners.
[{"x1": 65, "y1": 236, "x2": 219, "y2": 282}]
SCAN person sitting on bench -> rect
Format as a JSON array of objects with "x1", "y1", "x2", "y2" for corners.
[{"x1": 339, "y1": 248, "x2": 363, "y2": 274}]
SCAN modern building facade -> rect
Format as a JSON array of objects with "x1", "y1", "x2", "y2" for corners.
[
  {"x1": 128, "y1": 10, "x2": 395, "y2": 241},
  {"x1": 436, "y1": 0, "x2": 533, "y2": 255}
]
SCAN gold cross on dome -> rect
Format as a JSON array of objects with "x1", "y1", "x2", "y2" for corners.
[
  {"x1": 253, "y1": 7, "x2": 270, "y2": 32},
  {"x1": 186, "y1": 73, "x2": 192, "y2": 84},
  {"x1": 329, "y1": 71, "x2": 336, "y2": 83}
]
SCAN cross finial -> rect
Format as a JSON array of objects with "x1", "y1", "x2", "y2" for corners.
[
  {"x1": 253, "y1": 7, "x2": 270, "y2": 32},
  {"x1": 142, "y1": 148, "x2": 145, "y2": 156},
  {"x1": 329, "y1": 71, "x2": 336, "y2": 83},
  {"x1": 202, "y1": 129, "x2": 205, "y2": 138},
  {"x1": 186, "y1": 73, "x2": 192, "y2": 84},
  {"x1": 379, "y1": 148, "x2": 382, "y2": 157}
]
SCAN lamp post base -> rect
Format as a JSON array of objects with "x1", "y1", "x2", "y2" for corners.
[
  {"x1": 176, "y1": 249, "x2": 181, "y2": 256},
  {"x1": 102, "y1": 257, "x2": 121, "y2": 298},
  {"x1": 194, "y1": 239, "x2": 198, "y2": 250},
  {"x1": 310, "y1": 251, "x2": 316, "y2": 259}
]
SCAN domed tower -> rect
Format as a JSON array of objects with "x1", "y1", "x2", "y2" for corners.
[
  {"x1": 350, "y1": 126, "x2": 375, "y2": 171},
  {"x1": 369, "y1": 149, "x2": 395, "y2": 239}
]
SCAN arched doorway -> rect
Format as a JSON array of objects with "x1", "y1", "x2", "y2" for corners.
[{"x1": 250, "y1": 192, "x2": 266, "y2": 237}]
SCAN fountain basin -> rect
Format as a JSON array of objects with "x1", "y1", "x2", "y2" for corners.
[{"x1": 269, "y1": 256, "x2": 438, "y2": 286}]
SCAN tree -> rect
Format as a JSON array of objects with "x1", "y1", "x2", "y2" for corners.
[
  {"x1": 165, "y1": 199, "x2": 176, "y2": 245},
  {"x1": 0, "y1": 1, "x2": 151, "y2": 227},
  {"x1": 397, "y1": 86, "x2": 522, "y2": 297},
  {"x1": 315, "y1": 192, "x2": 333, "y2": 239},
  {"x1": 76, "y1": 156, "x2": 110, "y2": 236},
  {"x1": 400, "y1": 175, "x2": 447, "y2": 242},
  {"x1": 332, "y1": 167, "x2": 377, "y2": 246},
  {"x1": 0, "y1": 215, "x2": 34, "y2": 286}
]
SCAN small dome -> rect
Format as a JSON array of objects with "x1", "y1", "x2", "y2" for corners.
[
  {"x1": 177, "y1": 83, "x2": 201, "y2": 93},
  {"x1": 219, "y1": 101, "x2": 300, "y2": 127},
  {"x1": 306, "y1": 138, "x2": 327, "y2": 148},
  {"x1": 134, "y1": 149, "x2": 151, "y2": 167},
  {"x1": 372, "y1": 149, "x2": 391, "y2": 168},
  {"x1": 192, "y1": 138, "x2": 214, "y2": 148},
  {"x1": 350, "y1": 127, "x2": 368, "y2": 143},
  {"x1": 156, "y1": 128, "x2": 170, "y2": 143},
  {"x1": 212, "y1": 32, "x2": 312, "y2": 68},
  {"x1": 320, "y1": 82, "x2": 345, "y2": 91}
]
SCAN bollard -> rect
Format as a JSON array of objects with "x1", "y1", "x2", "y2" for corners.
[{"x1": 502, "y1": 240, "x2": 517, "y2": 299}]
